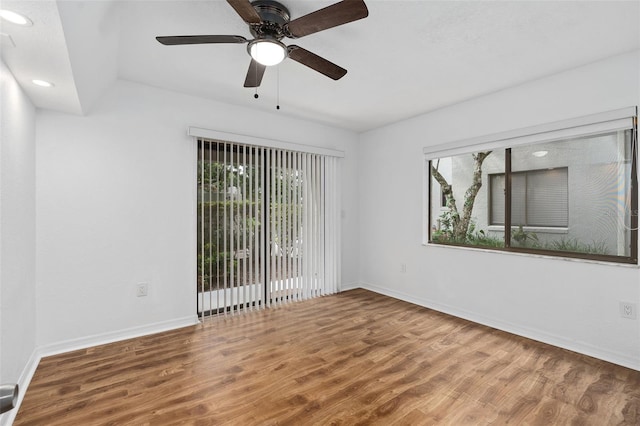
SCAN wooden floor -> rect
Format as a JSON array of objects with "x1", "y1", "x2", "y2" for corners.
[{"x1": 15, "y1": 289, "x2": 640, "y2": 425}]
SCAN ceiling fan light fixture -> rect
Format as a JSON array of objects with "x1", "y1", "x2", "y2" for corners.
[{"x1": 248, "y1": 39, "x2": 287, "y2": 66}]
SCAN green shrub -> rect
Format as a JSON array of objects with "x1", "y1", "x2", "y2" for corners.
[{"x1": 546, "y1": 238, "x2": 609, "y2": 255}]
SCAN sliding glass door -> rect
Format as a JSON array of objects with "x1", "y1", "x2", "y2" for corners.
[{"x1": 197, "y1": 139, "x2": 340, "y2": 318}]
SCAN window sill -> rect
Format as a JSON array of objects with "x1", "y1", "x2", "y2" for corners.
[{"x1": 422, "y1": 241, "x2": 638, "y2": 268}]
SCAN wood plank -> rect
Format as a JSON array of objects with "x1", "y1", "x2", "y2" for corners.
[{"x1": 14, "y1": 289, "x2": 640, "y2": 425}]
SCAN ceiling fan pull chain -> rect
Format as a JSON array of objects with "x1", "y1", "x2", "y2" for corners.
[
  {"x1": 254, "y1": 64, "x2": 259, "y2": 99},
  {"x1": 276, "y1": 66, "x2": 280, "y2": 110}
]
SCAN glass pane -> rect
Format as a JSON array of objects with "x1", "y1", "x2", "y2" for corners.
[
  {"x1": 430, "y1": 150, "x2": 505, "y2": 248},
  {"x1": 510, "y1": 130, "x2": 633, "y2": 257}
]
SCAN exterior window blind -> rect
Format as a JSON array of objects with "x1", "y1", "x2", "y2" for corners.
[
  {"x1": 490, "y1": 174, "x2": 506, "y2": 225},
  {"x1": 523, "y1": 168, "x2": 568, "y2": 227},
  {"x1": 491, "y1": 169, "x2": 568, "y2": 227},
  {"x1": 197, "y1": 139, "x2": 340, "y2": 318}
]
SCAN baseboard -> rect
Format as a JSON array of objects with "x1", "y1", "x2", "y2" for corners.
[
  {"x1": 0, "y1": 348, "x2": 40, "y2": 426},
  {"x1": 38, "y1": 315, "x2": 200, "y2": 358},
  {"x1": 358, "y1": 281, "x2": 640, "y2": 371},
  {"x1": 340, "y1": 282, "x2": 361, "y2": 291}
]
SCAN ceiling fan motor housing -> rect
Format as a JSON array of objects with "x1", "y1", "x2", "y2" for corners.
[{"x1": 249, "y1": 0, "x2": 290, "y2": 39}]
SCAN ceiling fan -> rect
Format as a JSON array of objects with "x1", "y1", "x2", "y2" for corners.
[{"x1": 156, "y1": 0, "x2": 369, "y2": 88}]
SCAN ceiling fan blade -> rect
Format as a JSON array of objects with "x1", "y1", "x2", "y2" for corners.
[
  {"x1": 156, "y1": 35, "x2": 248, "y2": 45},
  {"x1": 286, "y1": 0, "x2": 368, "y2": 38},
  {"x1": 244, "y1": 59, "x2": 267, "y2": 87},
  {"x1": 227, "y1": 0, "x2": 262, "y2": 24},
  {"x1": 287, "y1": 46, "x2": 347, "y2": 81}
]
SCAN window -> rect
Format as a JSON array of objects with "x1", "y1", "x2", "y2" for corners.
[
  {"x1": 426, "y1": 108, "x2": 638, "y2": 264},
  {"x1": 490, "y1": 168, "x2": 568, "y2": 228}
]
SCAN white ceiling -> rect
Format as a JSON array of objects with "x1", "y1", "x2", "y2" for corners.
[{"x1": 2, "y1": 0, "x2": 639, "y2": 132}]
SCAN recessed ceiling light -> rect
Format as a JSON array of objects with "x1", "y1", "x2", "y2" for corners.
[
  {"x1": 32, "y1": 79, "x2": 54, "y2": 88},
  {"x1": 0, "y1": 10, "x2": 33, "y2": 26},
  {"x1": 532, "y1": 150, "x2": 548, "y2": 158}
]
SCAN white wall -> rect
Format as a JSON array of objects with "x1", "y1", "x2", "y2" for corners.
[
  {"x1": 0, "y1": 60, "x2": 37, "y2": 418},
  {"x1": 357, "y1": 50, "x2": 640, "y2": 369},
  {"x1": 35, "y1": 79, "x2": 358, "y2": 350}
]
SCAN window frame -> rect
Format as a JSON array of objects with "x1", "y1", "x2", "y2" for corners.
[{"x1": 424, "y1": 107, "x2": 639, "y2": 265}]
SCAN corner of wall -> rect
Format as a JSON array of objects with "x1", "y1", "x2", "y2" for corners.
[
  {"x1": 0, "y1": 349, "x2": 40, "y2": 426},
  {"x1": 0, "y1": 58, "x2": 37, "y2": 426}
]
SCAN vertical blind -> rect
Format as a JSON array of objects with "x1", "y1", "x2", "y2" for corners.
[{"x1": 197, "y1": 138, "x2": 340, "y2": 319}]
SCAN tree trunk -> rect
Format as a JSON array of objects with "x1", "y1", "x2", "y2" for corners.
[
  {"x1": 453, "y1": 151, "x2": 491, "y2": 239},
  {"x1": 432, "y1": 151, "x2": 491, "y2": 241},
  {"x1": 431, "y1": 165, "x2": 458, "y2": 217}
]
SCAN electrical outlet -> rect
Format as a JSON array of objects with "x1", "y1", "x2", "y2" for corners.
[
  {"x1": 620, "y1": 301, "x2": 637, "y2": 319},
  {"x1": 400, "y1": 263, "x2": 407, "y2": 273},
  {"x1": 137, "y1": 283, "x2": 149, "y2": 297}
]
